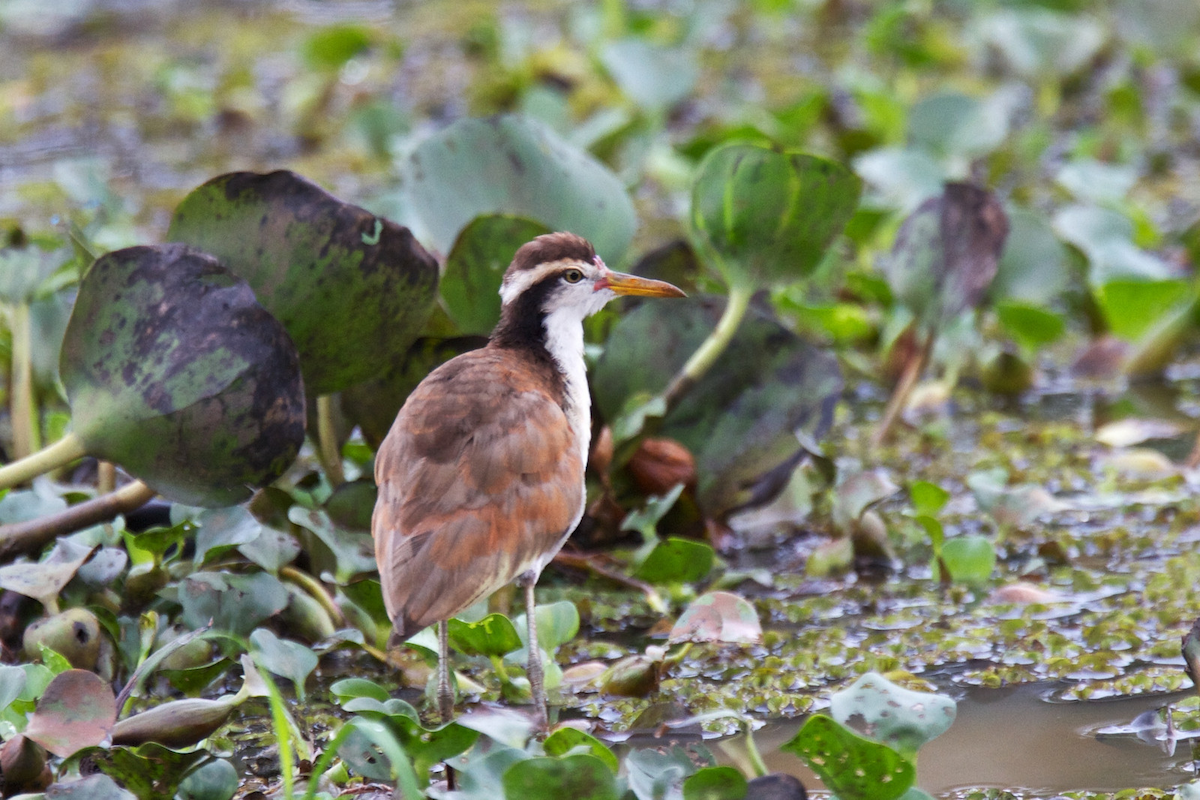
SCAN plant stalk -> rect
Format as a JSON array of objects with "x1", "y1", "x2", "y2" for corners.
[
  {"x1": 280, "y1": 565, "x2": 346, "y2": 627},
  {"x1": 315, "y1": 394, "x2": 344, "y2": 487},
  {"x1": 0, "y1": 479, "x2": 155, "y2": 563},
  {"x1": 872, "y1": 329, "x2": 936, "y2": 447},
  {"x1": 743, "y1": 722, "x2": 768, "y2": 778},
  {"x1": 9, "y1": 302, "x2": 37, "y2": 460},
  {"x1": 97, "y1": 461, "x2": 116, "y2": 494},
  {"x1": 662, "y1": 283, "x2": 754, "y2": 413},
  {"x1": 0, "y1": 432, "x2": 88, "y2": 490}
]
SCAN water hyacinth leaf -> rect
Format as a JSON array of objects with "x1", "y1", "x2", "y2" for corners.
[
  {"x1": 1094, "y1": 279, "x2": 1196, "y2": 342},
  {"x1": 389, "y1": 717, "x2": 479, "y2": 781},
  {"x1": 0, "y1": 487, "x2": 67, "y2": 524},
  {"x1": 448, "y1": 613, "x2": 523, "y2": 658},
  {"x1": 600, "y1": 38, "x2": 699, "y2": 113},
  {"x1": 596, "y1": 298, "x2": 841, "y2": 515},
  {"x1": 456, "y1": 706, "x2": 537, "y2": 749},
  {"x1": 73, "y1": 743, "x2": 209, "y2": 800},
  {"x1": 502, "y1": 754, "x2": 619, "y2": 800},
  {"x1": 60, "y1": 244, "x2": 305, "y2": 506},
  {"x1": 338, "y1": 723, "x2": 396, "y2": 781},
  {"x1": 940, "y1": 535, "x2": 996, "y2": 584},
  {"x1": 341, "y1": 335, "x2": 487, "y2": 449},
  {"x1": 882, "y1": 183, "x2": 1009, "y2": 331},
  {"x1": 682, "y1": 766, "x2": 748, "y2": 800},
  {"x1": 635, "y1": 537, "x2": 714, "y2": 584},
  {"x1": 237, "y1": 526, "x2": 301, "y2": 573},
  {"x1": 518, "y1": 600, "x2": 580, "y2": 653},
  {"x1": 0, "y1": 665, "x2": 27, "y2": 713},
  {"x1": 543, "y1": 727, "x2": 619, "y2": 773},
  {"x1": 990, "y1": 208, "x2": 1070, "y2": 305},
  {"x1": 45, "y1": 774, "x2": 136, "y2": 800},
  {"x1": 832, "y1": 470, "x2": 900, "y2": 529},
  {"x1": 781, "y1": 714, "x2": 914, "y2": 800},
  {"x1": 302, "y1": 24, "x2": 371, "y2": 71},
  {"x1": 250, "y1": 629, "x2": 318, "y2": 702},
  {"x1": 194, "y1": 505, "x2": 262, "y2": 566},
  {"x1": 162, "y1": 658, "x2": 232, "y2": 696},
  {"x1": 976, "y1": 7, "x2": 1107, "y2": 80},
  {"x1": 451, "y1": 745, "x2": 531, "y2": 800},
  {"x1": 330, "y1": 677, "x2": 390, "y2": 703},
  {"x1": 289, "y1": 507, "x2": 379, "y2": 584},
  {"x1": 178, "y1": 571, "x2": 288, "y2": 636},
  {"x1": 854, "y1": 147, "x2": 948, "y2": 213},
  {"x1": 907, "y1": 92, "x2": 1010, "y2": 159},
  {"x1": 669, "y1": 591, "x2": 761, "y2": 645},
  {"x1": 0, "y1": 538, "x2": 93, "y2": 608},
  {"x1": 1183, "y1": 617, "x2": 1200, "y2": 695},
  {"x1": 111, "y1": 695, "x2": 241, "y2": 748},
  {"x1": 996, "y1": 301, "x2": 1065, "y2": 351},
  {"x1": 176, "y1": 757, "x2": 238, "y2": 800},
  {"x1": 400, "y1": 115, "x2": 637, "y2": 263},
  {"x1": 909, "y1": 481, "x2": 949, "y2": 517},
  {"x1": 829, "y1": 672, "x2": 957, "y2": 759},
  {"x1": 24, "y1": 669, "x2": 117, "y2": 757},
  {"x1": 1053, "y1": 205, "x2": 1171, "y2": 284},
  {"x1": 690, "y1": 143, "x2": 861, "y2": 290},
  {"x1": 1056, "y1": 159, "x2": 1137, "y2": 205},
  {"x1": 626, "y1": 747, "x2": 696, "y2": 800},
  {"x1": 169, "y1": 171, "x2": 439, "y2": 394},
  {"x1": 442, "y1": 215, "x2": 551, "y2": 335}
]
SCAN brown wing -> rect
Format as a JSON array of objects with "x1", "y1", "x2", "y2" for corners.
[{"x1": 371, "y1": 347, "x2": 584, "y2": 639}]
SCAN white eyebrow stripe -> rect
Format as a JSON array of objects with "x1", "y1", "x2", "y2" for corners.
[{"x1": 498, "y1": 259, "x2": 580, "y2": 305}]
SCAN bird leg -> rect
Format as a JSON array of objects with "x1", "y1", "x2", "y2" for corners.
[
  {"x1": 518, "y1": 572, "x2": 547, "y2": 727},
  {"x1": 437, "y1": 619, "x2": 454, "y2": 722}
]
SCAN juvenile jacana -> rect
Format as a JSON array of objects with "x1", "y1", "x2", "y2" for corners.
[{"x1": 372, "y1": 232, "x2": 684, "y2": 723}]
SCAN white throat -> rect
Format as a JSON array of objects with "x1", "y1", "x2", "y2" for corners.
[{"x1": 542, "y1": 306, "x2": 592, "y2": 469}]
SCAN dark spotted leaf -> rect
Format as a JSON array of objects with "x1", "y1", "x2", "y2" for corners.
[
  {"x1": 68, "y1": 743, "x2": 208, "y2": 800},
  {"x1": 45, "y1": 774, "x2": 135, "y2": 800},
  {"x1": 169, "y1": 170, "x2": 439, "y2": 394},
  {"x1": 502, "y1": 754, "x2": 619, "y2": 800},
  {"x1": 60, "y1": 244, "x2": 305, "y2": 506},
  {"x1": 781, "y1": 715, "x2": 914, "y2": 800},
  {"x1": 24, "y1": 669, "x2": 117, "y2": 757},
  {"x1": 400, "y1": 115, "x2": 636, "y2": 263},
  {"x1": 829, "y1": 672, "x2": 956, "y2": 760},
  {"x1": 690, "y1": 143, "x2": 861, "y2": 290}
]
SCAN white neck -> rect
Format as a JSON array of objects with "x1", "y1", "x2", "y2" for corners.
[{"x1": 542, "y1": 306, "x2": 591, "y2": 469}]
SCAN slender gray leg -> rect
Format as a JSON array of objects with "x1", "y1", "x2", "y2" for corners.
[
  {"x1": 518, "y1": 573, "x2": 547, "y2": 727},
  {"x1": 437, "y1": 619, "x2": 454, "y2": 722}
]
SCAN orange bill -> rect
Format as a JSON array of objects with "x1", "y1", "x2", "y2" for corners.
[{"x1": 597, "y1": 271, "x2": 687, "y2": 298}]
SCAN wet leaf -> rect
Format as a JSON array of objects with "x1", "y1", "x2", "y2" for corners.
[
  {"x1": 854, "y1": 147, "x2": 947, "y2": 212},
  {"x1": 178, "y1": 571, "x2": 288, "y2": 636},
  {"x1": 635, "y1": 537, "x2": 714, "y2": 584},
  {"x1": 60, "y1": 244, "x2": 306, "y2": 506},
  {"x1": 805, "y1": 536, "x2": 854, "y2": 578},
  {"x1": 1053, "y1": 205, "x2": 1170, "y2": 283},
  {"x1": 73, "y1": 743, "x2": 208, "y2": 800},
  {"x1": 626, "y1": 747, "x2": 695, "y2": 800},
  {"x1": 502, "y1": 754, "x2": 619, "y2": 799},
  {"x1": 400, "y1": 115, "x2": 637, "y2": 263},
  {"x1": 595, "y1": 298, "x2": 841, "y2": 515},
  {"x1": 1056, "y1": 159, "x2": 1137, "y2": 205},
  {"x1": 169, "y1": 170, "x2": 439, "y2": 394},
  {"x1": 161, "y1": 658, "x2": 232, "y2": 696},
  {"x1": 669, "y1": 591, "x2": 761, "y2": 644},
  {"x1": 690, "y1": 143, "x2": 861, "y2": 290},
  {"x1": 442, "y1": 214, "x2": 551, "y2": 335},
  {"x1": 456, "y1": 706, "x2": 537, "y2": 749},
  {"x1": 682, "y1": 766, "x2": 748, "y2": 800},
  {"x1": 0, "y1": 538, "x2": 94, "y2": 608},
  {"x1": 781, "y1": 714, "x2": 914, "y2": 800},
  {"x1": 250, "y1": 629, "x2": 318, "y2": 702},
  {"x1": 24, "y1": 669, "x2": 117, "y2": 757},
  {"x1": 881, "y1": 183, "x2": 1009, "y2": 331},
  {"x1": 515, "y1": 600, "x2": 580, "y2": 653},
  {"x1": 829, "y1": 672, "x2": 957, "y2": 759},
  {"x1": 599, "y1": 653, "x2": 661, "y2": 698},
  {"x1": 330, "y1": 677, "x2": 390, "y2": 703},
  {"x1": 176, "y1": 757, "x2": 237, "y2": 800},
  {"x1": 448, "y1": 613, "x2": 523, "y2": 658},
  {"x1": 939, "y1": 535, "x2": 996, "y2": 584},
  {"x1": 543, "y1": 727, "x2": 619, "y2": 773}
]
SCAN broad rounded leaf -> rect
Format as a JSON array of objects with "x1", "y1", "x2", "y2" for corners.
[
  {"x1": 75, "y1": 742, "x2": 209, "y2": 799},
  {"x1": 249, "y1": 629, "x2": 318, "y2": 702},
  {"x1": 448, "y1": 613, "x2": 523, "y2": 658},
  {"x1": 635, "y1": 537, "x2": 714, "y2": 585},
  {"x1": 690, "y1": 143, "x2": 861, "y2": 290},
  {"x1": 178, "y1": 571, "x2": 289, "y2": 636},
  {"x1": 502, "y1": 754, "x2": 619, "y2": 800},
  {"x1": 25, "y1": 669, "x2": 117, "y2": 758},
  {"x1": 669, "y1": 591, "x2": 761, "y2": 644},
  {"x1": 781, "y1": 715, "x2": 914, "y2": 800},
  {"x1": 543, "y1": 727, "x2": 619, "y2": 773},
  {"x1": 60, "y1": 244, "x2": 305, "y2": 506},
  {"x1": 683, "y1": 766, "x2": 748, "y2": 800},
  {"x1": 442, "y1": 214, "x2": 552, "y2": 335},
  {"x1": 169, "y1": 170, "x2": 439, "y2": 394},
  {"x1": 940, "y1": 535, "x2": 996, "y2": 584},
  {"x1": 991, "y1": 208, "x2": 1069, "y2": 305},
  {"x1": 400, "y1": 115, "x2": 636, "y2": 263},
  {"x1": 829, "y1": 672, "x2": 957, "y2": 759},
  {"x1": 177, "y1": 757, "x2": 238, "y2": 800}
]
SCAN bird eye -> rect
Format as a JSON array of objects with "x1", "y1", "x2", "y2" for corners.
[{"x1": 563, "y1": 269, "x2": 584, "y2": 283}]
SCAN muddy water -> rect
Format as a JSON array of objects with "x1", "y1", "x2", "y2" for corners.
[{"x1": 739, "y1": 684, "x2": 1197, "y2": 795}]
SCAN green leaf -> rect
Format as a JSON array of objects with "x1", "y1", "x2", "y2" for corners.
[
  {"x1": 176, "y1": 757, "x2": 238, "y2": 800},
  {"x1": 169, "y1": 170, "x2": 439, "y2": 394},
  {"x1": 1093, "y1": 279, "x2": 1195, "y2": 342},
  {"x1": 689, "y1": 143, "x2": 861, "y2": 290},
  {"x1": 907, "y1": 91, "x2": 1010, "y2": 159},
  {"x1": 448, "y1": 613, "x2": 523, "y2": 658},
  {"x1": 543, "y1": 727, "x2": 619, "y2": 773},
  {"x1": 599, "y1": 38, "x2": 699, "y2": 112},
  {"x1": 302, "y1": 24, "x2": 371, "y2": 71},
  {"x1": 977, "y1": 7, "x2": 1106, "y2": 80},
  {"x1": 909, "y1": 481, "x2": 949, "y2": 517},
  {"x1": 178, "y1": 572, "x2": 289, "y2": 636},
  {"x1": 626, "y1": 747, "x2": 696, "y2": 799},
  {"x1": 682, "y1": 766, "x2": 748, "y2": 800},
  {"x1": 400, "y1": 115, "x2": 637, "y2": 263},
  {"x1": 71, "y1": 743, "x2": 208, "y2": 800},
  {"x1": 635, "y1": 537, "x2": 714, "y2": 584},
  {"x1": 996, "y1": 301, "x2": 1065, "y2": 351},
  {"x1": 250, "y1": 629, "x2": 318, "y2": 702},
  {"x1": 991, "y1": 209, "x2": 1070, "y2": 305},
  {"x1": 832, "y1": 470, "x2": 899, "y2": 529},
  {"x1": 940, "y1": 535, "x2": 996, "y2": 584},
  {"x1": 0, "y1": 665, "x2": 27, "y2": 714},
  {"x1": 288, "y1": 507, "x2": 379, "y2": 584},
  {"x1": 38, "y1": 774, "x2": 135, "y2": 800},
  {"x1": 330, "y1": 677, "x2": 390, "y2": 704},
  {"x1": 829, "y1": 672, "x2": 957, "y2": 760},
  {"x1": 60, "y1": 245, "x2": 305, "y2": 506},
  {"x1": 1053, "y1": 205, "x2": 1170, "y2": 284},
  {"x1": 502, "y1": 754, "x2": 619, "y2": 800},
  {"x1": 442, "y1": 214, "x2": 552, "y2": 335},
  {"x1": 669, "y1": 591, "x2": 761, "y2": 645},
  {"x1": 781, "y1": 715, "x2": 914, "y2": 800},
  {"x1": 193, "y1": 505, "x2": 262, "y2": 566}
]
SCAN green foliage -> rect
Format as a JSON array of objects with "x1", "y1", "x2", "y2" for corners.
[
  {"x1": 442, "y1": 215, "x2": 551, "y2": 335},
  {"x1": 782, "y1": 714, "x2": 914, "y2": 800}
]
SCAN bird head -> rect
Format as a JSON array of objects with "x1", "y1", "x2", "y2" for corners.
[{"x1": 499, "y1": 233, "x2": 686, "y2": 324}]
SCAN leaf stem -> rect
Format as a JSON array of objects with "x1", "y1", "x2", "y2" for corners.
[
  {"x1": 743, "y1": 721, "x2": 768, "y2": 778},
  {"x1": 280, "y1": 565, "x2": 346, "y2": 627},
  {"x1": 9, "y1": 302, "x2": 37, "y2": 459},
  {"x1": 0, "y1": 432, "x2": 88, "y2": 490},
  {"x1": 872, "y1": 329, "x2": 936, "y2": 447},
  {"x1": 315, "y1": 394, "x2": 345, "y2": 487},
  {"x1": 662, "y1": 283, "x2": 754, "y2": 413},
  {"x1": 0, "y1": 479, "x2": 155, "y2": 563}
]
